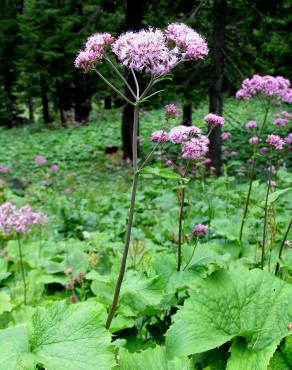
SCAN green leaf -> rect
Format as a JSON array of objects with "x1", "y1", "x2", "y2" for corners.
[
  {"x1": 226, "y1": 338, "x2": 279, "y2": 370},
  {"x1": 118, "y1": 346, "x2": 192, "y2": 370},
  {"x1": 0, "y1": 292, "x2": 12, "y2": 314},
  {"x1": 140, "y1": 166, "x2": 181, "y2": 180},
  {"x1": 166, "y1": 267, "x2": 292, "y2": 369},
  {"x1": 268, "y1": 337, "x2": 292, "y2": 370},
  {"x1": 28, "y1": 301, "x2": 115, "y2": 370},
  {"x1": 267, "y1": 187, "x2": 292, "y2": 205}
]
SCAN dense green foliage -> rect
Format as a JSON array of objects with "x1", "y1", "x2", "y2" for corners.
[{"x1": 0, "y1": 100, "x2": 291, "y2": 369}]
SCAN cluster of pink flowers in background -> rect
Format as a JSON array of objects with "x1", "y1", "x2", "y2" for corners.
[
  {"x1": 221, "y1": 132, "x2": 231, "y2": 141},
  {"x1": 204, "y1": 113, "x2": 225, "y2": 126},
  {"x1": 274, "y1": 111, "x2": 291, "y2": 127},
  {"x1": 75, "y1": 23, "x2": 208, "y2": 75},
  {"x1": 236, "y1": 75, "x2": 292, "y2": 103},
  {"x1": 192, "y1": 224, "x2": 208, "y2": 236},
  {"x1": 34, "y1": 155, "x2": 47, "y2": 165},
  {"x1": 245, "y1": 120, "x2": 257, "y2": 129},
  {"x1": 284, "y1": 133, "x2": 292, "y2": 144},
  {"x1": 249, "y1": 136, "x2": 259, "y2": 145},
  {"x1": 151, "y1": 130, "x2": 168, "y2": 143},
  {"x1": 0, "y1": 165, "x2": 10, "y2": 174},
  {"x1": 266, "y1": 134, "x2": 285, "y2": 150},
  {"x1": 165, "y1": 104, "x2": 178, "y2": 120},
  {"x1": 0, "y1": 202, "x2": 47, "y2": 234}
]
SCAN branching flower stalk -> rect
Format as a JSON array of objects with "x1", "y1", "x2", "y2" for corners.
[
  {"x1": 183, "y1": 238, "x2": 199, "y2": 271},
  {"x1": 239, "y1": 103, "x2": 270, "y2": 242},
  {"x1": 17, "y1": 235, "x2": 27, "y2": 305},
  {"x1": 261, "y1": 148, "x2": 273, "y2": 269}
]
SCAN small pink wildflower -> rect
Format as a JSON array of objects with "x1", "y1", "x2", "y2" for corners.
[
  {"x1": 165, "y1": 159, "x2": 173, "y2": 166},
  {"x1": 192, "y1": 224, "x2": 208, "y2": 236},
  {"x1": 245, "y1": 120, "x2": 257, "y2": 129},
  {"x1": 70, "y1": 295, "x2": 78, "y2": 304},
  {"x1": 249, "y1": 136, "x2": 259, "y2": 145},
  {"x1": 165, "y1": 104, "x2": 178, "y2": 120},
  {"x1": 284, "y1": 240, "x2": 291, "y2": 247},
  {"x1": 284, "y1": 133, "x2": 292, "y2": 144},
  {"x1": 288, "y1": 324, "x2": 292, "y2": 330},
  {"x1": 266, "y1": 134, "x2": 285, "y2": 150},
  {"x1": 204, "y1": 158, "x2": 212, "y2": 165},
  {"x1": 221, "y1": 132, "x2": 231, "y2": 141},
  {"x1": 0, "y1": 165, "x2": 10, "y2": 174},
  {"x1": 282, "y1": 111, "x2": 292, "y2": 118},
  {"x1": 49, "y1": 164, "x2": 59, "y2": 173},
  {"x1": 151, "y1": 130, "x2": 168, "y2": 142},
  {"x1": 34, "y1": 155, "x2": 47, "y2": 165},
  {"x1": 223, "y1": 149, "x2": 229, "y2": 157},
  {"x1": 204, "y1": 113, "x2": 224, "y2": 126},
  {"x1": 230, "y1": 151, "x2": 238, "y2": 157},
  {"x1": 274, "y1": 118, "x2": 288, "y2": 127},
  {"x1": 267, "y1": 180, "x2": 276, "y2": 187},
  {"x1": 261, "y1": 146, "x2": 268, "y2": 153}
]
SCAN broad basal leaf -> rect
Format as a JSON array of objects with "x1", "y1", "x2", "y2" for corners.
[
  {"x1": 29, "y1": 301, "x2": 115, "y2": 370},
  {"x1": 0, "y1": 291, "x2": 12, "y2": 314},
  {"x1": 118, "y1": 346, "x2": 192, "y2": 370},
  {"x1": 166, "y1": 267, "x2": 292, "y2": 369}
]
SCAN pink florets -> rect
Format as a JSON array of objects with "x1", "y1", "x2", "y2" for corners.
[
  {"x1": 274, "y1": 118, "x2": 288, "y2": 127},
  {"x1": 284, "y1": 133, "x2": 292, "y2": 144},
  {"x1": 0, "y1": 202, "x2": 47, "y2": 235},
  {"x1": 168, "y1": 125, "x2": 190, "y2": 144},
  {"x1": 245, "y1": 120, "x2": 257, "y2": 129},
  {"x1": 192, "y1": 224, "x2": 208, "y2": 236},
  {"x1": 204, "y1": 113, "x2": 224, "y2": 126},
  {"x1": 151, "y1": 130, "x2": 168, "y2": 142},
  {"x1": 261, "y1": 146, "x2": 268, "y2": 153},
  {"x1": 165, "y1": 23, "x2": 209, "y2": 60},
  {"x1": 112, "y1": 28, "x2": 178, "y2": 75},
  {"x1": 75, "y1": 32, "x2": 114, "y2": 70},
  {"x1": 165, "y1": 104, "x2": 178, "y2": 120},
  {"x1": 249, "y1": 136, "x2": 259, "y2": 145},
  {"x1": 181, "y1": 135, "x2": 209, "y2": 160},
  {"x1": 267, "y1": 180, "x2": 276, "y2": 187},
  {"x1": 221, "y1": 132, "x2": 231, "y2": 141},
  {"x1": 0, "y1": 165, "x2": 10, "y2": 174},
  {"x1": 204, "y1": 158, "x2": 212, "y2": 165},
  {"x1": 49, "y1": 164, "x2": 59, "y2": 173},
  {"x1": 34, "y1": 155, "x2": 47, "y2": 165},
  {"x1": 236, "y1": 75, "x2": 292, "y2": 103},
  {"x1": 230, "y1": 151, "x2": 238, "y2": 157},
  {"x1": 282, "y1": 111, "x2": 292, "y2": 118},
  {"x1": 266, "y1": 134, "x2": 285, "y2": 150}
]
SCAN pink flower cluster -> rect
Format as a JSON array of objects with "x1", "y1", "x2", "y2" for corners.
[
  {"x1": 204, "y1": 113, "x2": 225, "y2": 126},
  {"x1": 0, "y1": 202, "x2": 47, "y2": 234},
  {"x1": 266, "y1": 134, "x2": 285, "y2": 150},
  {"x1": 0, "y1": 165, "x2": 10, "y2": 174},
  {"x1": 151, "y1": 124, "x2": 208, "y2": 160},
  {"x1": 245, "y1": 120, "x2": 257, "y2": 129},
  {"x1": 274, "y1": 118, "x2": 288, "y2": 127},
  {"x1": 76, "y1": 24, "x2": 208, "y2": 75},
  {"x1": 236, "y1": 75, "x2": 292, "y2": 103},
  {"x1": 284, "y1": 133, "x2": 292, "y2": 144},
  {"x1": 165, "y1": 104, "x2": 178, "y2": 120},
  {"x1": 165, "y1": 23, "x2": 208, "y2": 60},
  {"x1": 249, "y1": 136, "x2": 259, "y2": 145},
  {"x1": 192, "y1": 224, "x2": 208, "y2": 236},
  {"x1": 151, "y1": 130, "x2": 168, "y2": 142},
  {"x1": 75, "y1": 33, "x2": 114, "y2": 70},
  {"x1": 112, "y1": 28, "x2": 177, "y2": 74},
  {"x1": 221, "y1": 132, "x2": 231, "y2": 141},
  {"x1": 34, "y1": 155, "x2": 47, "y2": 165}
]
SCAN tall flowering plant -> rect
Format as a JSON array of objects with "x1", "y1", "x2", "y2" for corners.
[
  {"x1": 75, "y1": 23, "x2": 209, "y2": 329},
  {"x1": 0, "y1": 202, "x2": 47, "y2": 304},
  {"x1": 150, "y1": 111, "x2": 224, "y2": 270},
  {"x1": 236, "y1": 75, "x2": 292, "y2": 242}
]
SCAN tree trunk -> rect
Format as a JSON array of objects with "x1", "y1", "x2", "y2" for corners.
[
  {"x1": 209, "y1": 0, "x2": 226, "y2": 176},
  {"x1": 121, "y1": 0, "x2": 143, "y2": 159},
  {"x1": 182, "y1": 104, "x2": 192, "y2": 126},
  {"x1": 4, "y1": 73, "x2": 16, "y2": 128},
  {"x1": 104, "y1": 96, "x2": 112, "y2": 109},
  {"x1": 73, "y1": 73, "x2": 91, "y2": 124},
  {"x1": 40, "y1": 74, "x2": 51, "y2": 123}
]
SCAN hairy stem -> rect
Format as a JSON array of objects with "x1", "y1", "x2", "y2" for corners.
[
  {"x1": 17, "y1": 236, "x2": 27, "y2": 305},
  {"x1": 106, "y1": 105, "x2": 139, "y2": 329},
  {"x1": 261, "y1": 151, "x2": 273, "y2": 269},
  {"x1": 239, "y1": 105, "x2": 270, "y2": 242},
  {"x1": 177, "y1": 186, "x2": 185, "y2": 271},
  {"x1": 94, "y1": 69, "x2": 134, "y2": 106},
  {"x1": 275, "y1": 217, "x2": 292, "y2": 276},
  {"x1": 183, "y1": 239, "x2": 199, "y2": 271}
]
